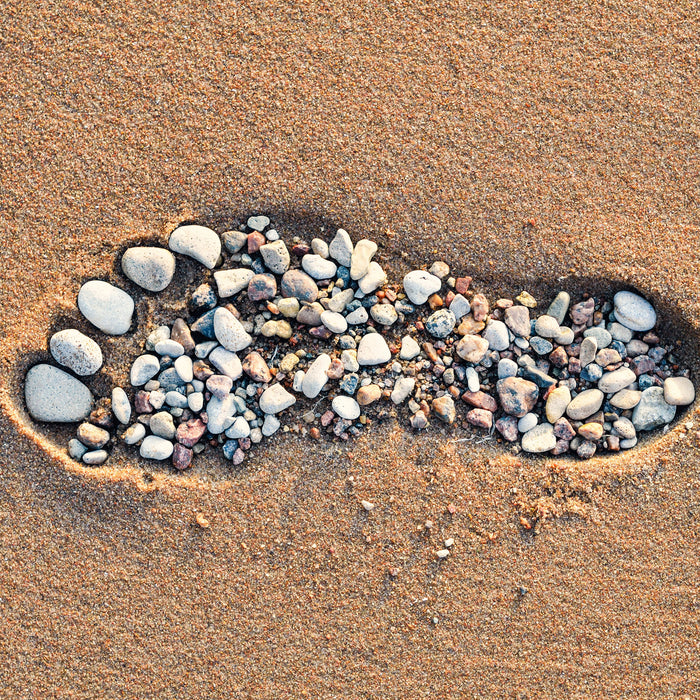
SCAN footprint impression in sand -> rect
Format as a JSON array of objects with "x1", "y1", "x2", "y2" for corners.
[{"x1": 24, "y1": 216, "x2": 696, "y2": 471}]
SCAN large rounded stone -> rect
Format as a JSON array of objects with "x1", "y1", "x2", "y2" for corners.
[
  {"x1": 259, "y1": 384, "x2": 297, "y2": 414},
  {"x1": 139, "y1": 435, "x2": 174, "y2": 460},
  {"x1": 280, "y1": 270, "x2": 319, "y2": 303},
  {"x1": 121, "y1": 247, "x2": 176, "y2": 292},
  {"x1": 566, "y1": 389, "x2": 604, "y2": 421},
  {"x1": 25, "y1": 364, "x2": 93, "y2": 422},
  {"x1": 302, "y1": 353, "x2": 332, "y2": 398},
  {"x1": 402, "y1": 270, "x2": 441, "y2": 305},
  {"x1": 213, "y1": 269, "x2": 254, "y2": 297},
  {"x1": 613, "y1": 290, "x2": 657, "y2": 332},
  {"x1": 632, "y1": 386, "x2": 676, "y2": 431},
  {"x1": 663, "y1": 377, "x2": 695, "y2": 406},
  {"x1": 77, "y1": 280, "x2": 134, "y2": 335},
  {"x1": 49, "y1": 329, "x2": 103, "y2": 376},
  {"x1": 332, "y1": 396, "x2": 361, "y2": 420},
  {"x1": 168, "y1": 224, "x2": 221, "y2": 269},
  {"x1": 357, "y1": 333, "x2": 392, "y2": 366},
  {"x1": 598, "y1": 367, "x2": 636, "y2": 394},
  {"x1": 521, "y1": 423, "x2": 556, "y2": 453}
]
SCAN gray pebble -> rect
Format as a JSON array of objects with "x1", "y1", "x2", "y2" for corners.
[
  {"x1": 25, "y1": 364, "x2": 93, "y2": 423},
  {"x1": 111, "y1": 387, "x2": 131, "y2": 424},
  {"x1": 50, "y1": 329, "x2": 103, "y2": 376},
  {"x1": 168, "y1": 224, "x2": 221, "y2": 269},
  {"x1": 78, "y1": 280, "x2": 134, "y2": 335},
  {"x1": 632, "y1": 386, "x2": 676, "y2": 431},
  {"x1": 121, "y1": 247, "x2": 176, "y2": 292},
  {"x1": 82, "y1": 449, "x2": 109, "y2": 465},
  {"x1": 139, "y1": 435, "x2": 174, "y2": 460},
  {"x1": 130, "y1": 354, "x2": 161, "y2": 386},
  {"x1": 613, "y1": 291, "x2": 657, "y2": 332}
]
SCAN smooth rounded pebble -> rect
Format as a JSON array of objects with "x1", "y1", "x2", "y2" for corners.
[
  {"x1": 139, "y1": 435, "x2": 174, "y2": 460},
  {"x1": 123, "y1": 423, "x2": 146, "y2": 445},
  {"x1": 168, "y1": 224, "x2": 221, "y2": 269},
  {"x1": 49, "y1": 329, "x2": 103, "y2": 376},
  {"x1": 214, "y1": 269, "x2": 254, "y2": 297},
  {"x1": 371, "y1": 304, "x2": 398, "y2": 326},
  {"x1": 521, "y1": 423, "x2": 557, "y2": 453},
  {"x1": 154, "y1": 339, "x2": 184, "y2": 357},
  {"x1": 566, "y1": 389, "x2": 604, "y2": 421},
  {"x1": 663, "y1": 377, "x2": 695, "y2": 406},
  {"x1": 426, "y1": 309, "x2": 457, "y2": 339},
  {"x1": 247, "y1": 215, "x2": 269, "y2": 231},
  {"x1": 483, "y1": 319, "x2": 509, "y2": 351},
  {"x1": 610, "y1": 389, "x2": 642, "y2": 410},
  {"x1": 121, "y1": 247, "x2": 176, "y2": 292},
  {"x1": 328, "y1": 229, "x2": 354, "y2": 267},
  {"x1": 332, "y1": 396, "x2": 361, "y2": 420},
  {"x1": 259, "y1": 384, "x2": 297, "y2": 414},
  {"x1": 350, "y1": 239, "x2": 377, "y2": 280},
  {"x1": 302, "y1": 254, "x2": 337, "y2": 280},
  {"x1": 209, "y1": 347, "x2": 243, "y2": 380},
  {"x1": 613, "y1": 290, "x2": 657, "y2": 332},
  {"x1": 632, "y1": 386, "x2": 676, "y2": 431},
  {"x1": 25, "y1": 364, "x2": 93, "y2": 422},
  {"x1": 82, "y1": 449, "x2": 109, "y2": 465},
  {"x1": 598, "y1": 367, "x2": 636, "y2": 394},
  {"x1": 321, "y1": 310, "x2": 348, "y2": 334},
  {"x1": 399, "y1": 336, "x2": 421, "y2": 360},
  {"x1": 130, "y1": 354, "x2": 161, "y2": 386},
  {"x1": 302, "y1": 354, "x2": 332, "y2": 398},
  {"x1": 403, "y1": 270, "x2": 441, "y2": 305},
  {"x1": 213, "y1": 307, "x2": 253, "y2": 352},
  {"x1": 111, "y1": 387, "x2": 131, "y2": 424},
  {"x1": 357, "y1": 333, "x2": 392, "y2": 365},
  {"x1": 77, "y1": 280, "x2": 134, "y2": 335}
]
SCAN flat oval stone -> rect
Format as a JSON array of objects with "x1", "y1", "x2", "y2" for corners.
[
  {"x1": 259, "y1": 384, "x2": 297, "y2": 414},
  {"x1": 332, "y1": 396, "x2": 361, "y2": 420},
  {"x1": 610, "y1": 388, "x2": 642, "y2": 409},
  {"x1": 139, "y1": 435, "x2": 174, "y2": 460},
  {"x1": 663, "y1": 377, "x2": 695, "y2": 406},
  {"x1": 154, "y1": 339, "x2": 184, "y2": 357},
  {"x1": 168, "y1": 224, "x2": 221, "y2": 269},
  {"x1": 598, "y1": 367, "x2": 636, "y2": 394},
  {"x1": 403, "y1": 270, "x2": 441, "y2": 305},
  {"x1": 521, "y1": 423, "x2": 556, "y2": 453},
  {"x1": 280, "y1": 270, "x2": 319, "y2": 303},
  {"x1": 111, "y1": 387, "x2": 131, "y2": 424},
  {"x1": 301, "y1": 254, "x2": 337, "y2": 280},
  {"x1": 321, "y1": 310, "x2": 348, "y2": 334},
  {"x1": 534, "y1": 314, "x2": 560, "y2": 338},
  {"x1": 213, "y1": 307, "x2": 253, "y2": 352},
  {"x1": 545, "y1": 386, "x2": 571, "y2": 423},
  {"x1": 302, "y1": 353, "x2": 332, "y2": 398},
  {"x1": 546, "y1": 291, "x2": 570, "y2": 325},
  {"x1": 121, "y1": 247, "x2": 176, "y2": 292},
  {"x1": 49, "y1": 329, "x2": 103, "y2": 376},
  {"x1": 614, "y1": 291, "x2": 657, "y2": 332},
  {"x1": 25, "y1": 365, "x2": 94, "y2": 422},
  {"x1": 357, "y1": 333, "x2": 392, "y2": 366},
  {"x1": 566, "y1": 389, "x2": 604, "y2": 421},
  {"x1": 632, "y1": 386, "x2": 676, "y2": 431},
  {"x1": 77, "y1": 280, "x2": 134, "y2": 335}
]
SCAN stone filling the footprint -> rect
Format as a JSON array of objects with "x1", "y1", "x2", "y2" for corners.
[{"x1": 24, "y1": 216, "x2": 696, "y2": 470}]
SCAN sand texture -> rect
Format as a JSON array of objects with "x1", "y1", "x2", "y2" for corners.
[{"x1": 1, "y1": 1, "x2": 699, "y2": 697}]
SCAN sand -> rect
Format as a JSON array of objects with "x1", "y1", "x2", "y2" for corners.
[{"x1": 1, "y1": 0, "x2": 699, "y2": 696}]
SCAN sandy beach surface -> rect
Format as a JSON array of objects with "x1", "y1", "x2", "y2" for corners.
[{"x1": 1, "y1": 1, "x2": 699, "y2": 697}]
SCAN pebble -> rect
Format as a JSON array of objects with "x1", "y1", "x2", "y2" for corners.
[
  {"x1": 77, "y1": 422, "x2": 110, "y2": 449},
  {"x1": 259, "y1": 384, "x2": 297, "y2": 414},
  {"x1": 545, "y1": 386, "x2": 571, "y2": 423},
  {"x1": 546, "y1": 291, "x2": 570, "y2": 325},
  {"x1": 68, "y1": 439, "x2": 88, "y2": 460},
  {"x1": 358, "y1": 262, "x2": 387, "y2": 295},
  {"x1": 426, "y1": 309, "x2": 457, "y2": 339},
  {"x1": 168, "y1": 224, "x2": 221, "y2": 269},
  {"x1": 521, "y1": 423, "x2": 556, "y2": 453},
  {"x1": 321, "y1": 310, "x2": 348, "y2": 334},
  {"x1": 448, "y1": 294, "x2": 471, "y2": 321},
  {"x1": 632, "y1": 386, "x2": 676, "y2": 431},
  {"x1": 130, "y1": 354, "x2": 161, "y2": 386},
  {"x1": 208, "y1": 347, "x2": 243, "y2": 380},
  {"x1": 432, "y1": 396, "x2": 456, "y2": 424},
  {"x1": 598, "y1": 367, "x2": 636, "y2": 394},
  {"x1": 176, "y1": 418, "x2": 207, "y2": 447},
  {"x1": 242, "y1": 352, "x2": 272, "y2": 383},
  {"x1": 332, "y1": 396, "x2": 361, "y2": 420},
  {"x1": 471, "y1": 293, "x2": 489, "y2": 321},
  {"x1": 613, "y1": 417, "x2": 636, "y2": 440},
  {"x1": 123, "y1": 423, "x2": 147, "y2": 445},
  {"x1": 663, "y1": 377, "x2": 695, "y2": 406},
  {"x1": 83, "y1": 450, "x2": 109, "y2": 465},
  {"x1": 350, "y1": 239, "x2": 377, "y2": 280},
  {"x1": 111, "y1": 387, "x2": 131, "y2": 424},
  {"x1": 226, "y1": 416, "x2": 251, "y2": 439},
  {"x1": 302, "y1": 354, "x2": 332, "y2": 398},
  {"x1": 172, "y1": 444, "x2": 193, "y2": 470},
  {"x1": 403, "y1": 270, "x2": 441, "y2": 305},
  {"x1": 497, "y1": 359, "x2": 518, "y2": 380},
  {"x1": 482, "y1": 320, "x2": 509, "y2": 351},
  {"x1": 357, "y1": 333, "x2": 392, "y2": 365},
  {"x1": 302, "y1": 254, "x2": 337, "y2": 280},
  {"x1": 466, "y1": 366, "x2": 481, "y2": 392},
  {"x1": 579, "y1": 337, "x2": 598, "y2": 367},
  {"x1": 281, "y1": 270, "x2": 319, "y2": 303},
  {"x1": 504, "y1": 305, "x2": 530, "y2": 337},
  {"x1": 262, "y1": 414, "x2": 281, "y2": 437},
  {"x1": 613, "y1": 290, "x2": 657, "y2": 332},
  {"x1": 328, "y1": 229, "x2": 354, "y2": 267},
  {"x1": 609, "y1": 322, "x2": 633, "y2": 343},
  {"x1": 456, "y1": 335, "x2": 490, "y2": 363},
  {"x1": 391, "y1": 377, "x2": 415, "y2": 404},
  {"x1": 140, "y1": 435, "x2": 174, "y2": 460},
  {"x1": 222, "y1": 230, "x2": 247, "y2": 253},
  {"x1": 259, "y1": 240, "x2": 290, "y2": 274},
  {"x1": 25, "y1": 365, "x2": 94, "y2": 423},
  {"x1": 529, "y1": 336, "x2": 553, "y2": 355},
  {"x1": 188, "y1": 392, "x2": 204, "y2": 413},
  {"x1": 247, "y1": 273, "x2": 277, "y2": 301},
  {"x1": 150, "y1": 411, "x2": 176, "y2": 440},
  {"x1": 121, "y1": 247, "x2": 176, "y2": 292},
  {"x1": 247, "y1": 215, "x2": 269, "y2": 231},
  {"x1": 214, "y1": 269, "x2": 254, "y2": 297},
  {"x1": 357, "y1": 384, "x2": 382, "y2": 405},
  {"x1": 213, "y1": 307, "x2": 253, "y2": 352},
  {"x1": 206, "y1": 394, "x2": 237, "y2": 434},
  {"x1": 346, "y1": 307, "x2": 369, "y2": 325},
  {"x1": 78, "y1": 280, "x2": 134, "y2": 335},
  {"x1": 496, "y1": 377, "x2": 539, "y2": 417},
  {"x1": 534, "y1": 315, "x2": 560, "y2": 338},
  {"x1": 155, "y1": 339, "x2": 184, "y2": 357},
  {"x1": 50, "y1": 329, "x2": 103, "y2": 376},
  {"x1": 566, "y1": 389, "x2": 604, "y2": 421},
  {"x1": 610, "y1": 389, "x2": 642, "y2": 409},
  {"x1": 518, "y1": 413, "x2": 538, "y2": 433},
  {"x1": 399, "y1": 335, "x2": 421, "y2": 360},
  {"x1": 555, "y1": 327, "x2": 575, "y2": 345},
  {"x1": 583, "y1": 327, "x2": 612, "y2": 349}
]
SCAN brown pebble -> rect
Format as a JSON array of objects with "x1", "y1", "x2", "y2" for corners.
[
  {"x1": 466, "y1": 408, "x2": 493, "y2": 430},
  {"x1": 134, "y1": 391, "x2": 153, "y2": 414},
  {"x1": 176, "y1": 418, "x2": 207, "y2": 447},
  {"x1": 247, "y1": 231, "x2": 265, "y2": 253},
  {"x1": 171, "y1": 318, "x2": 195, "y2": 352},
  {"x1": 471, "y1": 293, "x2": 489, "y2": 322},
  {"x1": 242, "y1": 351, "x2": 272, "y2": 383},
  {"x1": 461, "y1": 390, "x2": 498, "y2": 412},
  {"x1": 309, "y1": 427, "x2": 321, "y2": 439},
  {"x1": 77, "y1": 422, "x2": 110, "y2": 449},
  {"x1": 357, "y1": 385, "x2": 382, "y2": 406},
  {"x1": 172, "y1": 443, "x2": 193, "y2": 470},
  {"x1": 455, "y1": 276, "x2": 472, "y2": 294}
]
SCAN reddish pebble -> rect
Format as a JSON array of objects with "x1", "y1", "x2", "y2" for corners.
[
  {"x1": 495, "y1": 415, "x2": 518, "y2": 441},
  {"x1": 471, "y1": 293, "x2": 489, "y2": 322},
  {"x1": 242, "y1": 351, "x2": 272, "y2": 383},
  {"x1": 461, "y1": 390, "x2": 498, "y2": 412},
  {"x1": 176, "y1": 418, "x2": 207, "y2": 447},
  {"x1": 232, "y1": 448, "x2": 246, "y2": 466},
  {"x1": 466, "y1": 408, "x2": 493, "y2": 429},
  {"x1": 172, "y1": 443, "x2": 193, "y2": 470},
  {"x1": 309, "y1": 427, "x2": 321, "y2": 439},
  {"x1": 309, "y1": 326, "x2": 333, "y2": 339},
  {"x1": 320, "y1": 410, "x2": 335, "y2": 427},
  {"x1": 134, "y1": 391, "x2": 153, "y2": 414},
  {"x1": 326, "y1": 359, "x2": 345, "y2": 379},
  {"x1": 247, "y1": 231, "x2": 265, "y2": 253},
  {"x1": 455, "y1": 276, "x2": 472, "y2": 295}
]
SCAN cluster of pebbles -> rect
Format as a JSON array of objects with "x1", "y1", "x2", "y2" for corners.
[{"x1": 24, "y1": 216, "x2": 695, "y2": 470}]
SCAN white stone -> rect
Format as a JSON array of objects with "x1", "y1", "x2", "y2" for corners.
[
  {"x1": 130, "y1": 355, "x2": 161, "y2": 386},
  {"x1": 188, "y1": 392, "x2": 204, "y2": 413},
  {"x1": 341, "y1": 350, "x2": 359, "y2": 372},
  {"x1": 311, "y1": 238, "x2": 329, "y2": 258},
  {"x1": 545, "y1": 386, "x2": 571, "y2": 423},
  {"x1": 391, "y1": 377, "x2": 415, "y2": 404},
  {"x1": 174, "y1": 355, "x2": 193, "y2": 383},
  {"x1": 49, "y1": 329, "x2": 103, "y2": 376},
  {"x1": 168, "y1": 224, "x2": 221, "y2": 269},
  {"x1": 139, "y1": 435, "x2": 174, "y2": 460},
  {"x1": 598, "y1": 367, "x2": 636, "y2": 394},
  {"x1": 150, "y1": 411, "x2": 176, "y2": 439},
  {"x1": 328, "y1": 288, "x2": 354, "y2": 313},
  {"x1": 663, "y1": 377, "x2": 695, "y2": 406},
  {"x1": 111, "y1": 387, "x2": 131, "y2": 424},
  {"x1": 123, "y1": 423, "x2": 146, "y2": 445},
  {"x1": 82, "y1": 450, "x2": 109, "y2": 465},
  {"x1": 358, "y1": 261, "x2": 387, "y2": 294},
  {"x1": 262, "y1": 414, "x2": 281, "y2": 436},
  {"x1": 332, "y1": 396, "x2": 361, "y2": 420},
  {"x1": 518, "y1": 413, "x2": 538, "y2": 433},
  {"x1": 483, "y1": 319, "x2": 510, "y2": 351},
  {"x1": 259, "y1": 384, "x2": 297, "y2": 414},
  {"x1": 214, "y1": 268, "x2": 255, "y2": 298},
  {"x1": 613, "y1": 291, "x2": 657, "y2": 332},
  {"x1": 77, "y1": 280, "x2": 134, "y2": 335},
  {"x1": 402, "y1": 270, "x2": 441, "y2": 305},
  {"x1": 466, "y1": 366, "x2": 481, "y2": 392},
  {"x1": 247, "y1": 215, "x2": 269, "y2": 231},
  {"x1": 260, "y1": 240, "x2": 290, "y2": 274},
  {"x1": 208, "y1": 347, "x2": 243, "y2": 380},
  {"x1": 25, "y1": 364, "x2": 93, "y2": 422},
  {"x1": 357, "y1": 333, "x2": 391, "y2": 366},
  {"x1": 329, "y1": 229, "x2": 354, "y2": 267},
  {"x1": 225, "y1": 416, "x2": 251, "y2": 439},
  {"x1": 154, "y1": 339, "x2": 184, "y2": 357},
  {"x1": 521, "y1": 423, "x2": 556, "y2": 453},
  {"x1": 399, "y1": 336, "x2": 421, "y2": 360},
  {"x1": 321, "y1": 311, "x2": 348, "y2": 334},
  {"x1": 302, "y1": 353, "x2": 332, "y2": 398},
  {"x1": 301, "y1": 254, "x2": 337, "y2": 280},
  {"x1": 121, "y1": 247, "x2": 175, "y2": 292},
  {"x1": 206, "y1": 394, "x2": 237, "y2": 434},
  {"x1": 346, "y1": 307, "x2": 369, "y2": 325},
  {"x1": 213, "y1": 307, "x2": 252, "y2": 352},
  {"x1": 165, "y1": 391, "x2": 187, "y2": 408},
  {"x1": 534, "y1": 315, "x2": 560, "y2": 338},
  {"x1": 350, "y1": 239, "x2": 377, "y2": 280},
  {"x1": 566, "y1": 389, "x2": 604, "y2": 421}
]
